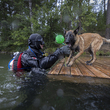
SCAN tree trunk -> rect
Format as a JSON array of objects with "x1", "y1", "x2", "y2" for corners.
[
  {"x1": 60, "y1": 0, "x2": 63, "y2": 26},
  {"x1": 78, "y1": 0, "x2": 83, "y2": 31},
  {"x1": 106, "y1": 0, "x2": 110, "y2": 39},
  {"x1": 29, "y1": 0, "x2": 33, "y2": 32},
  {"x1": 104, "y1": 0, "x2": 106, "y2": 16}
]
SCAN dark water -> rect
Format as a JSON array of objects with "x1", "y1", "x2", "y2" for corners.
[{"x1": 0, "y1": 54, "x2": 110, "y2": 110}]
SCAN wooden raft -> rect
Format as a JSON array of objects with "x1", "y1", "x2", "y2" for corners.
[{"x1": 48, "y1": 56, "x2": 110, "y2": 83}]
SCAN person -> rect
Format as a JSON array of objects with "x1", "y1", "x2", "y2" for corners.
[{"x1": 12, "y1": 33, "x2": 71, "y2": 75}]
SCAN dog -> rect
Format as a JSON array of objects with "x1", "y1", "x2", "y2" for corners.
[{"x1": 64, "y1": 27, "x2": 110, "y2": 66}]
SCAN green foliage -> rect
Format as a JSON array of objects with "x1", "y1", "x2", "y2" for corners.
[
  {"x1": 81, "y1": 10, "x2": 97, "y2": 31},
  {"x1": 45, "y1": 47, "x2": 57, "y2": 55},
  {"x1": 0, "y1": 0, "x2": 108, "y2": 52},
  {"x1": 32, "y1": 3, "x2": 62, "y2": 47},
  {"x1": 11, "y1": 27, "x2": 31, "y2": 45},
  {"x1": 9, "y1": 13, "x2": 31, "y2": 51}
]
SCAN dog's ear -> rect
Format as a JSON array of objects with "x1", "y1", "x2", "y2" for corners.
[{"x1": 74, "y1": 26, "x2": 79, "y2": 35}]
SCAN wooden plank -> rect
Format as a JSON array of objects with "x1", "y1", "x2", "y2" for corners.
[
  {"x1": 71, "y1": 62, "x2": 83, "y2": 76},
  {"x1": 92, "y1": 63, "x2": 110, "y2": 77},
  {"x1": 59, "y1": 58, "x2": 65, "y2": 63},
  {"x1": 79, "y1": 59, "x2": 110, "y2": 79},
  {"x1": 79, "y1": 56, "x2": 110, "y2": 70},
  {"x1": 80, "y1": 56, "x2": 110, "y2": 66},
  {"x1": 48, "y1": 62, "x2": 64, "y2": 75},
  {"x1": 94, "y1": 62, "x2": 110, "y2": 70},
  {"x1": 96, "y1": 57, "x2": 110, "y2": 65},
  {"x1": 79, "y1": 56, "x2": 110, "y2": 77},
  {"x1": 47, "y1": 75, "x2": 110, "y2": 85},
  {"x1": 76, "y1": 59, "x2": 95, "y2": 77},
  {"x1": 48, "y1": 56, "x2": 110, "y2": 81},
  {"x1": 59, "y1": 65, "x2": 70, "y2": 75}
]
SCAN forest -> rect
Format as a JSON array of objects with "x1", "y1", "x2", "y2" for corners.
[{"x1": 0, "y1": 0, "x2": 110, "y2": 52}]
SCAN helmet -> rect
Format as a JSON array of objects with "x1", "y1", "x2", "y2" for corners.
[{"x1": 28, "y1": 33, "x2": 44, "y2": 50}]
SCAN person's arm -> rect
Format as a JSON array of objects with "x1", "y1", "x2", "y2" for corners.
[
  {"x1": 21, "y1": 53, "x2": 47, "y2": 74},
  {"x1": 21, "y1": 53, "x2": 39, "y2": 68}
]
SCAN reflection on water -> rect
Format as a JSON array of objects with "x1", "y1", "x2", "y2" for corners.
[{"x1": 0, "y1": 54, "x2": 110, "y2": 110}]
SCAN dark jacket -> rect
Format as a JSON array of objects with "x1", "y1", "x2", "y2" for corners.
[
  {"x1": 21, "y1": 47, "x2": 58, "y2": 71},
  {"x1": 21, "y1": 47, "x2": 44, "y2": 70}
]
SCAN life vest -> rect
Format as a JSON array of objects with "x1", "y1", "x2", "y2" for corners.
[
  {"x1": 8, "y1": 46, "x2": 44, "y2": 72},
  {"x1": 12, "y1": 52, "x2": 23, "y2": 72}
]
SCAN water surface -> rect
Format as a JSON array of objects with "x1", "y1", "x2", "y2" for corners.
[{"x1": 0, "y1": 54, "x2": 110, "y2": 110}]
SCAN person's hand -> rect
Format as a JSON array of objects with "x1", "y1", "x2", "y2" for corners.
[
  {"x1": 60, "y1": 45, "x2": 71, "y2": 56},
  {"x1": 31, "y1": 68, "x2": 47, "y2": 75}
]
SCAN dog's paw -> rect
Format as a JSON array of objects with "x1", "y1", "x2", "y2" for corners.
[
  {"x1": 63, "y1": 64, "x2": 68, "y2": 67},
  {"x1": 86, "y1": 61, "x2": 90, "y2": 64},
  {"x1": 67, "y1": 65, "x2": 72, "y2": 67},
  {"x1": 67, "y1": 63, "x2": 72, "y2": 67},
  {"x1": 86, "y1": 63, "x2": 92, "y2": 66},
  {"x1": 65, "y1": 64, "x2": 71, "y2": 67},
  {"x1": 66, "y1": 63, "x2": 69, "y2": 66}
]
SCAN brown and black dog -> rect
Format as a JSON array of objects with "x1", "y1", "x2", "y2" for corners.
[{"x1": 64, "y1": 27, "x2": 110, "y2": 66}]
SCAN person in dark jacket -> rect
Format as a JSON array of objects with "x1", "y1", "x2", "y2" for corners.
[{"x1": 21, "y1": 33, "x2": 70, "y2": 74}]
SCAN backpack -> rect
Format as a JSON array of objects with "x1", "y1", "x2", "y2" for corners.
[{"x1": 12, "y1": 52, "x2": 23, "y2": 72}]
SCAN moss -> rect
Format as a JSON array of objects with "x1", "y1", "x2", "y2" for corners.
[{"x1": 96, "y1": 51, "x2": 110, "y2": 56}]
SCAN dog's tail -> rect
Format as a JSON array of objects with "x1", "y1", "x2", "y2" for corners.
[{"x1": 102, "y1": 37, "x2": 110, "y2": 43}]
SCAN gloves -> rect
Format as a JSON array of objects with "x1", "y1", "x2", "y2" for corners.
[
  {"x1": 53, "y1": 45, "x2": 71, "y2": 59},
  {"x1": 60, "y1": 45, "x2": 71, "y2": 56},
  {"x1": 27, "y1": 68, "x2": 48, "y2": 84},
  {"x1": 31, "y1": 67, "x2": 47, "y2": 75}
]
